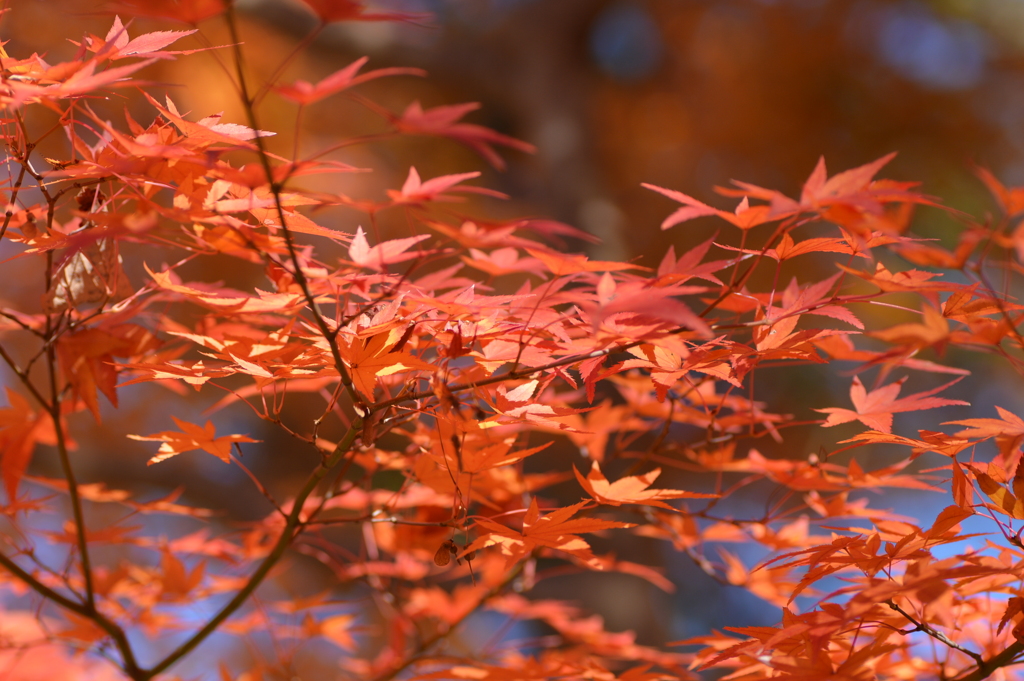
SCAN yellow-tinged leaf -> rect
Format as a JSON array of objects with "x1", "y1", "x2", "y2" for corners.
[
  {"x1": 926, "y1": 505, "x2": 973, "y2": 539},
  {"x1": 320, "y1": 614, "x2": 357, "y2": 651},
  {"x1": 967, "y1": 463, "x2": 1019, "y2": 517},
  {"x1": 575, "y1": 461, "x2": 717, "y2": 510},
  {"x1": 337, "y1": 331, "x2": 435, "y2": 401}
]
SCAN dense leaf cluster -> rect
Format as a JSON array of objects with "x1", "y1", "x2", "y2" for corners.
[{"x1": 3, "y1": 3, "x2": 1024, "y2": 680}]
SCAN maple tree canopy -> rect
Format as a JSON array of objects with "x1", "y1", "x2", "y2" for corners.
[{"x1": 2, "y1": 3, "x2": 1024, "y2": 681}]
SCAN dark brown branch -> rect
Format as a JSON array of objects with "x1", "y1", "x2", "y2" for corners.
[
  {"x1": 887, "y1": 599, "x2": 982, "y2": 664},
  {"x1": 955, "y1": 641, "x2": 1024, "y2": 681},
  {"x1": 0, "y1": 550, "x2": 142, "y2": 677}
]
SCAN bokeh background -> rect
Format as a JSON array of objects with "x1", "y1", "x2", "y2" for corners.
[{"x1": 5, "y1": 0, "x2": 1024, "y2": 677}]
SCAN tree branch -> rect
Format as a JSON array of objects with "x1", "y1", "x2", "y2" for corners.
[
  {"x1": 0, "y1": 550, "x2": 142, "y2": 678},
  {"x1": 142, "y1": 418, "x2": 363, "y2": 679}
]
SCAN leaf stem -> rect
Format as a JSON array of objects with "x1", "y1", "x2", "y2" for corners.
[{"x1": 368, "y1": 560, "x2": 527, "y2": 681}]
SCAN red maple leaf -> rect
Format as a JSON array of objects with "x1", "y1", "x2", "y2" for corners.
[
  {"x1": 275, "y1": 56, "x2": 424, "y2": 105},
  {"x1": 394, "y1": 101, "x2": 535, "y2": 170},
  {"x1": 386, "y1": 167, "x2": 506, "y2": 204}
]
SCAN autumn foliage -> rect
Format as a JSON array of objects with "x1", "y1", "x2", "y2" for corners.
[{"x1": 4, "y1": 3, "x2": 1024, "y2": 681}]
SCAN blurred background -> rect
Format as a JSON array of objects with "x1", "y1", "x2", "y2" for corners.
[{"x1": 5, "y1": 0, "x2": 1024, "y2": 677}]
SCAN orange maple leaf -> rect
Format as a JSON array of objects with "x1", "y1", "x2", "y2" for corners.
[
  {"x1": 58, "y1": 325, "x2": 159, "y2": 422},
  {"x1": 0, "y1": 389, "x2": 57, "y2": 499},
  {"x1": 869, "y1": 303, "x2": 950, "y2": 351},
  {"x1": 642, "y1": 184, "x2": 775, "y2": 230},
  {"x1": 946, "y1": 406, "x2": 1024, "y2": 458},
  {"x1": 975, "y1": 165, "x2": 1024, "y2": 217},
  {"x1": 128, "y1": 416, "x2": 258, "y2": 464},
  {"x1": 817, "y1": 376, "x2": 968, "y2": 434},
  {"x1": 160, "y1": 548, "x2": 205, "y2": 601},
  {"x1": 337, "y1": 330, "x2": 436, "y2": 401},
  {"x1": 318, "y1": 614, "x2": 358, "y2": 651},
  {"x1": 524, "y1": 247, "x2": 645, "y2": 276},
  {"x1": 468, "y1": 498, "x2": 634, "y2": 569},
  {"x1": 574, "y1": 461, "x2": 716, "y2": 510}
]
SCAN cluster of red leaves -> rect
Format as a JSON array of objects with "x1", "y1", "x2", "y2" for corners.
[{"x1": 2, "y1": 4, "x2": 1024, "y2": 681}]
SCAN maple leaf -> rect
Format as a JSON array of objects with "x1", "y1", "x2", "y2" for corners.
[
  {"x1": 488, "y1": 379, "x2": 587, "y2": 429},
  {"x1": 945, "y1": 406, "x2": 1024, "y2": 458},
  {"x1": 36, "y1": 56, "x2": 162, "y2": 100},
  {"x1": 348, "y1": 226, "x2": 430, "y2": 271},
  {"x1": 724, "y1": 153, "x2": 938, "y2": 219},
  {"x1": 394, "y1": 101, "x2": 536, "y2": 170},
  {"x1": 0, "y1": 389, "x2": 57, "y2": 500},
  {"x1": 99, "y1": 16, "x2": 200, "y2": 60},
  {"x1": 869, "y1": 303, "x2": 950, "y2": 351},
  {"x1": 461, "y1": 439, "x2": 552, "y2": 474},
  {"x1": 714, "y1": 231, "x2": 887, "y2": 263},
  {"x1": 146, "y1": 263, "x2": 304, "y2": 313},
  {"x1": 460, "y1": 247, "x2": 545, "y2": 277},
  {"x1": 525, "y1": 247, "x2": 646, "y2": 276},
  {"x1": 57, "y1": 325, "x2": 159, "y2": 421},
  {"x1": 337, "y1": 330, "x2": 436, "y2": 401},
  {"x1": 311, "y1": 614, "x2": 358, "y2": 651},
  {"x1": 574, "y1": 461, "x2": 717, "y2": 510},
  {"x1": 582, "y1": 274, "x2": 713, "y2": 337},
  {"x1": 816, "y1": 376, "x2": 968, "y2": 434},
  {"x1": 656, "y1": 237, "x2": 728, "y2": 285},
  {"x1": 387, "y1": 167, "x2": 507, "y2": 204},
  {"x1": 159, "y1": 548, "x2": 205, "y2": 601},
  {"x1": 128, "y1": 416, "x2": 258, "y2": 464},
  {"x1": 975, "y1": 165, "x2": 1024, "y2": 217},
  {"x1": 468, "y1": 499, "x2": 634, "y2": 569},
  {"x1": 142, "y1": 93, "x2": 274, "y2": 149},
  {"x1": 839, "y1": 429, "x2": 972, "y2": 459},
  {"x1": 275, "y1": 56, "x2": 424, "y2": 105},
  {"x1": 642, "y1": 184, "x2": 775, "y2": 230}
]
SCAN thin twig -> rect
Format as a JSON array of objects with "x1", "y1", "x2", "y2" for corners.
[
  {"x1": 887, "y1": 600, "x2": 982, "y2": 664},
  {"x1": 143, "y1": 417, "x2": 364, "y2": 679},
  {"x1": 45, "y1": 341, "x2": 95, "y2": 609},
  {"x1": 368, "y1": 561, "x2": 527, "y2": 681}
]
